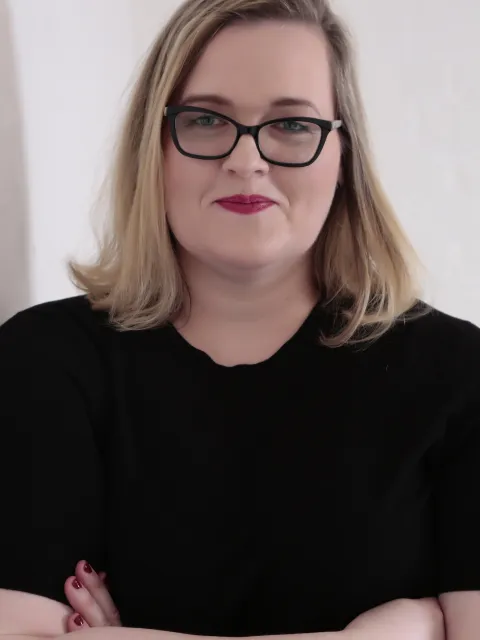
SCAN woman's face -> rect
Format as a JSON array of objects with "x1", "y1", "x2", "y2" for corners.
[{"x1": 164, "y1": 20, "x2": 342, "y2": 274}]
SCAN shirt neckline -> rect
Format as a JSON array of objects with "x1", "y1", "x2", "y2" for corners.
[{"x1": 165, "y1": 300, "x2": 329, "y2": 372}]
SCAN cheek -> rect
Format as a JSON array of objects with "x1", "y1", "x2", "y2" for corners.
[
  {"x1": 285, "y1": 161, "x2": 339, "y2": 216},
  {"x1": 164, "y1": 148, "x2": 204, "y2": 210},
  {"x1": 306, "y1": 135, "x2": 341, "y2": 190},
  {"x1": 163, "y1": 147, "x2": 218, "y2": 239},
  {"x1": 277, "y1": 145, "x2": 340, "y2": 241}
]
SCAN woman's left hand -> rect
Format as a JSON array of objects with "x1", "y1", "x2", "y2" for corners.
[{"x1": 64, "y1": 560, "x2": 122, "y2": 631}]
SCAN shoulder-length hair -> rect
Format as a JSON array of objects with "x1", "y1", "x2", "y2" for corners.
[{"x1": 70, "y1": 0, "x2": 429, "y2": 346}]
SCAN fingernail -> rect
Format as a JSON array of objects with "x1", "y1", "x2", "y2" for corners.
[
  {"x1": 84, "y1": 562, "x2": 93, "y2": 574},
  {"x1": 72, "y1": 579, "x2": 82, "y2": 590},
  {"x1": 74, "y1": 615, "x2": 84, "y2": 627}
]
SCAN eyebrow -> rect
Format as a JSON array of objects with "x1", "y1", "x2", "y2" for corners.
[{"x1": 179, "y1": 94, "x2": 322, "y2": 117}]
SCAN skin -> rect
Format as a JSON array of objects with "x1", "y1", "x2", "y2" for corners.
[
  {"x1": 63, "y1": 562, "x2": 118, "y2": 631},
  {"x1": 163, "y1": 20, "x2": 342, "y2": 366}
]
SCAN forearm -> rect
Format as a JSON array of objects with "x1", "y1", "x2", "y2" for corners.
[
  {"x1": 0, "y1": 628, "x2": 342, "y2": 640},
  {"x1": 0, "y1": 624, "x2": 431, "y2": 640},
  {"x1": 1, "y1": 611, "x2": 437, "y2": 640}
]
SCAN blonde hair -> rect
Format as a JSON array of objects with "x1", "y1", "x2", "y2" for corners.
[{"x1": 70, "y1": 0, "x2": 430, "y2": 347}]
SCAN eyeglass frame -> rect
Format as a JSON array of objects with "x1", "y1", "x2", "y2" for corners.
[{"x1": 163, "y1": 105, "x2": 343, "y2": 168}]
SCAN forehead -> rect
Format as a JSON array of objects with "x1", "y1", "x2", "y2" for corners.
[{"x1": 181, "y1": 21, "x2": 335, "y2": 118}]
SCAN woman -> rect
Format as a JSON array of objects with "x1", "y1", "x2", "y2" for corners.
[{"x1": 0, "y1": 0, "x2": 478, "y2": 638}]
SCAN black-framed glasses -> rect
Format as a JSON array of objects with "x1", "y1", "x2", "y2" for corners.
[{"x1": 164, "y1": 105, "x2": 342, "y2": 168}]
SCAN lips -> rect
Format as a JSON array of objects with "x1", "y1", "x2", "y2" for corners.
[{"x1": 216, "y1": 194, "x2": 276, "y2": 205}]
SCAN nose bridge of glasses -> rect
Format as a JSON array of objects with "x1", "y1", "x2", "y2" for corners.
[
  {"x1": 231, "y1": 123, "x2": 264, "y2": 158},
  {"x1": 235, "y1": 123, "x2": 260, "y2": 138}
]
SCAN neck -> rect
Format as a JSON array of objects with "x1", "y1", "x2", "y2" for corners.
[
  {"x1": 174, "y1": 252, "x2": 319, "y2": 366},
  {"x1": 179, "y1": 252, "x2": 318, "y2": 322}
]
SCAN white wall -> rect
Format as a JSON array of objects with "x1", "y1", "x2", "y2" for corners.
[
  {"x1": 1, "y1": 0, "x2": 135, "y2": 322},
  {"x1": 130, "y1": 0, "x2": 178, "y2": 60},
  {"x1": 1, "y1": 0, "x2": 479, "y2": 324}
]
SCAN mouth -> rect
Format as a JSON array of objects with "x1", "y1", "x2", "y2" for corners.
[
  {"x1": 214, "y1": 194, "x2": 278, "y2": 215},
  {"x1": 216, "y1": 194, "x2": 277, "y2": 205},
  {"x1": 215, "y1": 199, "x2": 276, "y2": 215}
]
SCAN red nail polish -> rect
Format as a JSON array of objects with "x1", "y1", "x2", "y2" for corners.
[
  {"x1": 72, "y1": 579, "x2": 82, "y2": 590},
  {"x1": 84, "y1": 562, "x2": 93, "y2": 574},
  {"x1": 74, "y1": 615, "x2": 84, "y2": 627}
]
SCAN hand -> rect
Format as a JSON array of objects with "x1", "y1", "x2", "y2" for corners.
[
  {"x1": 344, "y1": 598, "x2": 445, "y2": 640},
  {"x1": 63, "y1": 560, "x2": 122, "y2": 631}
]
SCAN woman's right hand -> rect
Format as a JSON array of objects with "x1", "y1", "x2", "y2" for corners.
[
  {"x1": 63, "y1": 560, "x2": 122, "y2": 631},
  {"x1": 344, "y1": 597, "x2": 445, "y2": 640}
]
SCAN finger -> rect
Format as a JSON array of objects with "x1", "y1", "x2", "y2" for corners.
[
  {"x1": 74, "y1": 561, "x2": 121, "y2": 626},
  {"x1": 64, "y1": 575, "x2": 110, "y2": 628},
  {"x1": 66, "y1": 613, "x2": 90, "y2": 633}
]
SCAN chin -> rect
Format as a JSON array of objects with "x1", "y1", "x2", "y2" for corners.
[{"x1": 207, "y1": 248, "x2": 291, "y2": 273}]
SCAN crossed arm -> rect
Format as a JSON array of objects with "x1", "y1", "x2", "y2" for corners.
[
  {"x1": 1, "y1": 562, "x2": 478, "y2": 640},
  {"x1": 0, "y1": 585, "x2": 446, "y2": 640},
  {"x1": 62, "y1": 593, "x2": 477, "y2": 640}
]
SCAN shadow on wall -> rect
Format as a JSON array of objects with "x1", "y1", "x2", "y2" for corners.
[{"x1": 0, "y1": 0, "x2": 30, "y2": 324}]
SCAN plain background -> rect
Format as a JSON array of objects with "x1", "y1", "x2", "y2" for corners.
[{"x1": 1, "y1": 0, "x2": 479, "y2": 324}]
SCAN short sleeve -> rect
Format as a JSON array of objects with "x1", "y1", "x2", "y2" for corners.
[
  {"x1": 432, "y1": 384, "x2": 480, "y2": 594},
  {"x1": 0, "y1": 305, "x2": 107, "y2": 605}
]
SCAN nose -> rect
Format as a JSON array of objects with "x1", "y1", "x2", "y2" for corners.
[{"x1": 221, "y1": 133, "x2": 270, "y2": 178}]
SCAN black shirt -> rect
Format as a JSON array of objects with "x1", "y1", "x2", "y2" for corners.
[{"x1": 1, "y1": 295, "x2": 480, "y2": 634}]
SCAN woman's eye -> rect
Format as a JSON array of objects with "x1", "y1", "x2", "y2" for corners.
[
  {"x1": 278, "y1": 121, "x2": 308, "y2": 132},
  {"x1": 194, "y1": 116, "x2": 219, "y2": 127}
]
